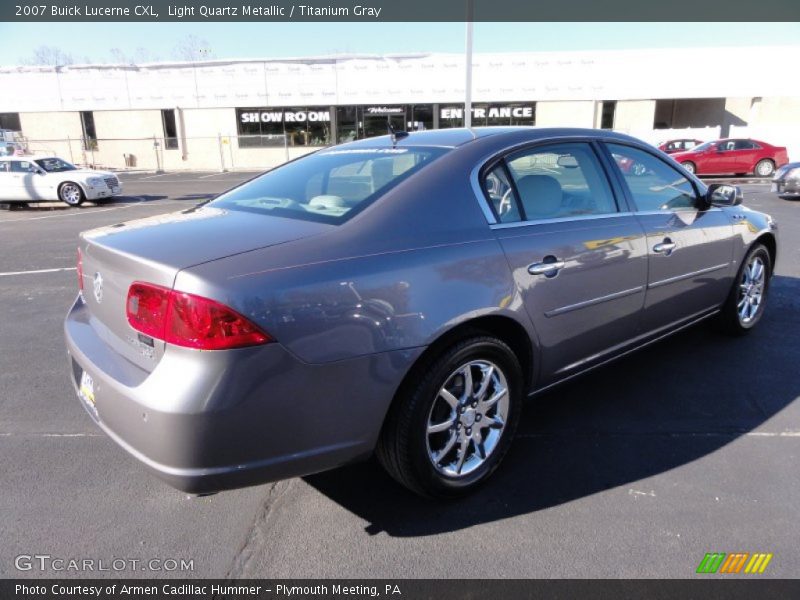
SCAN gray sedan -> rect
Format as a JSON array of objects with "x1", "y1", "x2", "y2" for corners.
[
  {"x1": 64, "y1": 128, "x2": 777, "y2": 497},
  {"x1": 772, "y1": 162, "x2": 800, "y2": 199}
]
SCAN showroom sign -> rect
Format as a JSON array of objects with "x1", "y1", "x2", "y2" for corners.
[{"x1": 240, "y1": 110, "x2": 331, "y2": 123}]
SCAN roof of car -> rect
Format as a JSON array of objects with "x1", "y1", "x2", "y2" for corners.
[{"x1": 338, "y1": 126, "x2": 646, "y2": 149}]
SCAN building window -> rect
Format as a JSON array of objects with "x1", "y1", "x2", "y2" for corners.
[
  {"x1": 80, "y1": 111, "x2": 97, "y2": 150},
  {"x1": 237, "y1": 107, "x2": 332, "y2": 148},
  {"x1": 408, "y1": 105, "x2": 434, "y2": 131},
  {"x1": 361, "y1": 105, "x2": 406, "y2": 139},
  {"x1": 0, "y1": 113, "x2": 21, "y2": 131},
  {"x1": 161, "y1": 109, "x2": 179, "y2": 150},
  {"x1": 600, "y1": 101, "x2": 616, "y2": 129},
  {"x1": 336, "y1": 106, "x2": 358, "y2": 143}
]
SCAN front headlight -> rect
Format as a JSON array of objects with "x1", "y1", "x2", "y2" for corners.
[
  {"x1": 787, "y1": 167, "x2": 800, "y2": 180},
  {"x1": 87, "y1": 177, "x2": 103, "y2": 186}
]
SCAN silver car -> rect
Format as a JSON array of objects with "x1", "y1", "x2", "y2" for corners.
[{"x1": 64, "y1": 128, "x2": 777, "y2": 497}]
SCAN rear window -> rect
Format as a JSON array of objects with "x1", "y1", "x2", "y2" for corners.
[{"x1": 211, "y1": 146, "x2": 448, "y2": 224}]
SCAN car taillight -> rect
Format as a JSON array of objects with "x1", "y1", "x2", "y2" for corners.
[
  {"x1": 126, "y1": 282, "x2": 271, "y2": 350},
  {"x1": 127, "y1": 282, "x2": 171, "y2": 338},
  {"x1": 77, "y1": 247, "x2": 84, "y2": 292}
]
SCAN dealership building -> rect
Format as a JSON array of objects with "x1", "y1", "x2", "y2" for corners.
[{"x1": 0, "y1": 44, "x2": 798, "y2": 171}]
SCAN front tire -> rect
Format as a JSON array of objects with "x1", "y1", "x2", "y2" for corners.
[
  {"x1": 377, "y1": 335, "x2": 523, "y2": 498},
  {"x1": 681, "y1": 161, "x2": 696, "y2": 174},
  {"x1": 59, "y1": 182, "x2": 85, "y2": 206},
  {"x1": 715, "y1": 243, "x2": 771, "y2": 335},
  {"x1": 755, "y1": 159, "x2": 775, "y2": 177}
]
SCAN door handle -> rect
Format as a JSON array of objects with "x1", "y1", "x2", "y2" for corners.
[
  {"x1": 528, "y1": 257, "x2": 565, "y2": 276},
  {"x1": 653, "y1": 239, "x2": 676, "y2": 255}
]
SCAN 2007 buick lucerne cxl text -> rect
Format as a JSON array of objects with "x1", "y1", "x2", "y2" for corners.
[{"x1": 64, "y1": 128, "x2": 778, "y2": 497}]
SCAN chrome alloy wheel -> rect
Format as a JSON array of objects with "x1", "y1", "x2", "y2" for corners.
[
  {"x1": 738, "y1": 255, "x2": 766, "y2": 324},
  {"x1": 756, "y1": 160, "x2": 774, "y2": 177},
  {"x1": 60, "y1": 183, "x2": 82, "y2": 205},
  {"x1": 425, "y1": 360, "x2": 509, "y2": 477}
]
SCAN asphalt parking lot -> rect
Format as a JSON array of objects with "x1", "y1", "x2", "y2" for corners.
[{"x1": 1, "y1": 171, "x2": 798, "y2": 579}]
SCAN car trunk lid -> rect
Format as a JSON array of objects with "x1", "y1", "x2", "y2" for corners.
[{"x1": 79, "y1": 206, "x2": 331, "y2": 371}]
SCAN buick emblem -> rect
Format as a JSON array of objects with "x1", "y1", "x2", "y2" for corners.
[{"x1": 93, "y1": 272, "x2": 103, "y2": 304}]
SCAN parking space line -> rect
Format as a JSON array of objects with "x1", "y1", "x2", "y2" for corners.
[
  {"x1": 0, "y1": 432, "x2": 103, "y2": 437},
  {"x1": 0, "y1": 267, "x2": 76, "y2": 277},
  {"x1": 139, "y1": 173, "x2": 170, "y2": 179},
  {"x1": 199, "y1": 172, "x2": 227, "y2": 178},
  {"x1": 0, "y1": 198, "x2": 144, "y2": 223}
]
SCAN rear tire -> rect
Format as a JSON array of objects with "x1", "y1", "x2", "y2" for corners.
[
  {"x1": 59, "y1": 182, "x2": 85, "y2": 206},
  {"x1": 377, "y1": 335, "x2": 523, "y2": 498},
  {"x1": 754, "y1": 159, "x2": 775, "y2": 177},
  {"x1": 681, "y1": 161, "x2": 696, "y2": 174},
  {"x1": 714, "y1": 243, "x2": 771, "y2": 335}
]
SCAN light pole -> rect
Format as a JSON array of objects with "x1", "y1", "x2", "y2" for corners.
[{"x1": 464, "y1": 0, "x2": 474, "y2": 129}]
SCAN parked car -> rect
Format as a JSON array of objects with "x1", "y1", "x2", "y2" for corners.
[
  {"x1": 0, "y1": 141, "x2": 27, "y2": 157},
  {"x1": 672, "y1": 138, "x2": 789, "y2": 177},
  {"x1": 64, "y1": 127, "x2": 777, "y2": 498},
  {"x1": 772, "y1": 162, "x2": 800, "y2": 199},
  {"x1": 658, "y1": 139, "x2": 704, "y2": 154},
  {"x1": 0, "y1": 156, "x2": 122, "y2": 205}
]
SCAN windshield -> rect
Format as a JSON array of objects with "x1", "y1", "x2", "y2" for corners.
[
  {"x1": 35, "y1": 157, "x2": 77, "y2": 172},
  {"x1": 211, "y1": 146, "x2": 449, "y2": 224}
]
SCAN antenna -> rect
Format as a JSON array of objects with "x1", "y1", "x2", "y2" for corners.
[{"x1": 388, "y1": 124, "x2": 409, "y2": 147}]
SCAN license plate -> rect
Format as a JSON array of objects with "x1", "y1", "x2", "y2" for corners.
[{"x1": 79, "y1": 370, "x2": 95, "y2": 406}]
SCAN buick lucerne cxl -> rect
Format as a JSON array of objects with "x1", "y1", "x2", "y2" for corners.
[{"x1": 64, "y1": 128, "x2": 777, "y2": 497}]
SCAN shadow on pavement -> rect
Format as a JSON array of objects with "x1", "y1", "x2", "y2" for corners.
[
  {"x1": 175, "y1": 194, "x2": 216, "y2": 201},
  {"x1": 305, "y1": 275, "x2": 800, "y2": 537}
]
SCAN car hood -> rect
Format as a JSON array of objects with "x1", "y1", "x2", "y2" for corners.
[
  {"x1": 82, "y1": 205, "x2": 333, "y2": 271},
  {"x1": 51, "y1": 169, "x2": 116, "y2": 179}
]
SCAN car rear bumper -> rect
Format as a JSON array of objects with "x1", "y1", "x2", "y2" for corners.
[
  {"x1": 64, "y1": 295, "x2": 421, "y2": 493},
  {"x1": 772, "y1": 179, "x2": 800, "y2": 197}
]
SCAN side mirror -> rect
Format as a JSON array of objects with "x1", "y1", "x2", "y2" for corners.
[{"x1": 707, "y1": 183, "x2": 743, "y2": 206}]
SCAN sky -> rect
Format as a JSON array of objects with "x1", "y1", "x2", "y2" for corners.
[{"x1": 1, "y1": 22, "x2": 799, "y2": 65}]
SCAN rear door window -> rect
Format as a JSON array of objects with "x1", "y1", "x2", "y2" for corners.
[
  {"x1": 10, "y1": 160, "x2": 36, "y2": 173},
  {"x1": 502, "y1": 142, "x2": 618, "y2": 221}
]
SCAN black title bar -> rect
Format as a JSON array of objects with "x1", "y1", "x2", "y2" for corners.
[
  {"x1": 4, "y1": 0, "x2": 800, "y2": 22},
  {"x1": 4, "y1": 579, "x2": 800, "y2": 600}
]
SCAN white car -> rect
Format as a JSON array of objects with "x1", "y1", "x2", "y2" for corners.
[{"x1": 0, "y1": 156, "x2": 122, "y2": 206}]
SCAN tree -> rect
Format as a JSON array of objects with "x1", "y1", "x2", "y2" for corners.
[
  {"x1": 21, "y1": 45, "x2": 74, "y2": 66},
  {"x1": 172, "y1": 35, "x2": 214, "y2": 61},
  {"x1": 108, "y1": 46, "x2": 159, "y2": 65},
  {"x1": 109, "y1": 48, "x2": 129, "y2": 64}
]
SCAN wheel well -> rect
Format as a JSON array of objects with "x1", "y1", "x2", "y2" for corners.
[
  {"x1": 392, "y1": 316, "x2": 535, "y2": 409},
  {"x1": 758, "y1": 232, "x2": 777, "y2": 272},
  {"x1": 59, "y1": 180, "x2": 84, "y2": 193}
]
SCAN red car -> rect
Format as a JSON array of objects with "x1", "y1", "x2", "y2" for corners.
[
  {"x1": 672, "y1": 138, "x2": 789, "y2": 177},
  {"x1": 658, "y1": 139, "x2": 704, "y2": 154}
]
